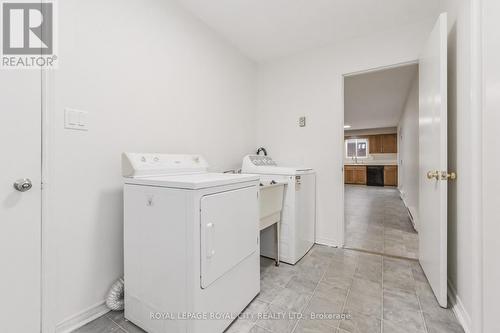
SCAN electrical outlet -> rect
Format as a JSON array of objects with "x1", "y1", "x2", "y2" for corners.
[{"x1": 299, "y1": 116, "x2": 306, "y2": 127}]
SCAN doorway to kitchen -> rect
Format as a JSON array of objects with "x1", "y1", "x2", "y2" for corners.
[{"x1": 342, "y1": 62, "x2": 420, "y2": 260}]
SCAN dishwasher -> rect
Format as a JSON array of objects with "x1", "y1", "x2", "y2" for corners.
[{"x1": 367, "y1": 166, "x2": 384, "y2": 186}]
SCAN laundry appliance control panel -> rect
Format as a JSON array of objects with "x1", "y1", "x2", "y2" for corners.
[
  {"x1": 122, "y1": 153, "x2": 209, "y2": 178},
  {"x1": 249, "y1": 155, "x2": 277, "y2": 166}
]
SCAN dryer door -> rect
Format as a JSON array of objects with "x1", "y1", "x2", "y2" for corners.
[{"x1": 200, "y1": 186, "x2": 258, "y2": 289}]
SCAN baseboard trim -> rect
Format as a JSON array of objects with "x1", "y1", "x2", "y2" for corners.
[
  {"x1": 407, "y1": 206, "x2": 419, "y2": 231},
  {"x1": 55, "y1": 300, "x2": 110, "y2": 333},
  {"x1": 447, "y1": 280, "x2": 471, "y2": 333},
  {"x1": 315, "y1": 238, "x2": 339, "y2": 248},
  {"x1": 398, "y1": 189, "x2": 418, "y2": 232}
]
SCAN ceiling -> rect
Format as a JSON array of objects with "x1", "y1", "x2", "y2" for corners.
[
  {"x1": 344, "y1": 64, "x2": 418, "y2": 130},
  {"x1": 175, "y1": 0, "x2": 440, "y2": 61}
]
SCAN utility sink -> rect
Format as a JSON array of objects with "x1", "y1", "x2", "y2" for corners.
[{"x1": 258, "y1": 182, "x2": 285, "y2": 231}]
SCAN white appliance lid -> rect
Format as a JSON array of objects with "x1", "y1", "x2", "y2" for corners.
[
  {"x1": 124, "y1": 172, "x2": 259, "y2": 189},
  {"x1": 246, "y1": 166, "x2": 314, "y2": 175}
]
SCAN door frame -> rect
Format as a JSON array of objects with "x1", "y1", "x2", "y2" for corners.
[
  {"x1": 469, "y1": 0, "x2": 484, "y2": 332},
  {"x1": 339, "y1": 59, "x2": 419, "y2": 248},
  {"x1": 41, "y1": 67, "x2": 56, "y2": 332}
]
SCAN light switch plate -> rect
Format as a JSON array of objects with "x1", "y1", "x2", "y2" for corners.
[
  {"x1": 299, "y1": 116, "x2": 306, "y2": 127},
  {"x1": 65, "y1": 108, "x2": 88, "y2": 131}
]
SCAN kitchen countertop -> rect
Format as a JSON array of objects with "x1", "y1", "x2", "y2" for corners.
[{"x1": 344, "y1": 162, "x2": 398, "y2": 166}]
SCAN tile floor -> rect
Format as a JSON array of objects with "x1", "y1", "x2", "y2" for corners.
[
  {"x1": 75, "y1": 246, "x2": 463, "y2": 333},
  {"x1": 344, "y1": 185, "x2": 419, "y2": 259},
  {"x1": 76, "y1": 186, "x2": 462, "y2": 333}
]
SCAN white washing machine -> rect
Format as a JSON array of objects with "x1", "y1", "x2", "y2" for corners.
[
  {"x1": 242, "y1": 155, "x2": 316, "y2": 264},
  {"x1": 122, "y1": 153, "x2": 260, "y2": 333}
]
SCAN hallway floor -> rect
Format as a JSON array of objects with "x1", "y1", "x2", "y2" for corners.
[
  {"x1": 75, "y1": 246, "x2": 463, "y2": 333},
  {"x1": 344, "y1": 185, "x2": 419, "y2": 260}
]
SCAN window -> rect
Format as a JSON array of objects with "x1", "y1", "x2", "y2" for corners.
[{"x1": 345, "y1": 138, "x2": 368, "y2": 158}]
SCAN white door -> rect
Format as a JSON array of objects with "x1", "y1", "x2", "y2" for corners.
[
  {"x1": 200, "y1": 186, "x2": 258, "y2": 288},
  {"x1": 418, "y1": 13, "x2": 448, "y2": 307},
  {"x1": 0, "y1": 68, "x2": 42, "y2": 331}
]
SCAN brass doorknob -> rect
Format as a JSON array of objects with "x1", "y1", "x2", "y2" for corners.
[
  {"x1": 441, "y1": 171, "x2": 457, "y2": 180},
  {"x1": 427, "y1": 171, "x2": 440, "y2": 180}
]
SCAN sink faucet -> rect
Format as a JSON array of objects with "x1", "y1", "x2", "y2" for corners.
[{"x1": 256, "y1": 147, "x2": 268, "y2": 156}]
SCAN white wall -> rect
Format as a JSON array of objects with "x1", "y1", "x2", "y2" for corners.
[
  {"x1": 256, "y1": 20, "x2": 434, "y2": 246},
  {"x1": 438, "y1": 0, "x2": 475, "y2": 330},
  {"x1": 46, "y1": 0, "x2": 257, "y2": 329},
  {"x1": 397, "y1": 75, "x2": 419, "y2": 229},
  {"x1": 482, "y1": 0, "x2": 500, "y2": 331}
]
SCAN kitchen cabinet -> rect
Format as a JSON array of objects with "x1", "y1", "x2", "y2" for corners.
[
  {"x1": 384, "y1": 166, "x2": 398, "y2": 186},
  {"x1": 345, "y1": 164, "x2": 397, "y2": 186},
  {"x1": 345, "y1": 165, "x2": 398, "y2": 186},
  {"x1": 345, "y1": 167, "x2": 353, "y2": 184},
  {"x1": 381, "y1": 134, "x2": 397, "y2": 153},
  {"x1": 368, "y1": 134, "x2": 397, "y2": 154},
  {"x1": 369, "y1": 135, "x2": 382, "y2": 154},
  {"x1": 344, "y1": 165, "x2": 366, "y2": 185}
]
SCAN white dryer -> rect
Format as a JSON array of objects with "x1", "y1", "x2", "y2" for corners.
[
  {"x1": 122, "y1": 153, "x2": 260, "y2": 333},
  {"x1": 242, "y1": 155, "x2": 316, "y2": 264}
]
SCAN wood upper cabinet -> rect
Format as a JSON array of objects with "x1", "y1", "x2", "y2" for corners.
[
  {"x1": 344, "y1": 165, "x2": 366, "y2": 185},
  {"x1": 384, "y1": 166, "x2": 398, "y2": 186},
  {"x1": 368, "y1": 134, "x2": 397, "y2": 154},
  {"x1": 368, "y1": 135, "x2": 382, "y2": 154},
  {"x1": 381, "y1": 134, "x2": 397, "y2": 153}
]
